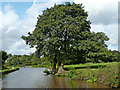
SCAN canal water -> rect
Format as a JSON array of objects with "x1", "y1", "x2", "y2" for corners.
[{"x1": 2, "y1": 67, "x2": 109, "y2": 88}]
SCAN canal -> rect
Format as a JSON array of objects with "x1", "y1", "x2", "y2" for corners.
[{"x1": 2, "y1": 67, "x2": 109, "y2": 88}]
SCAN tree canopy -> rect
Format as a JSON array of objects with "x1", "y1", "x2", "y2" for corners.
[{"x1": 22, "y1": 2, "x2": 110, "y2": 73}]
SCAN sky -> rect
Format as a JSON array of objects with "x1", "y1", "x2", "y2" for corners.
[{"x1": 0, "y1": 0, "x2": 119, "y2": 55}]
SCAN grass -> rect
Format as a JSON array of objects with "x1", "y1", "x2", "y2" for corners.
[
  {"x1": 64, "y1": 62, "x2": 117, "y2": 70},
  {"x1": 26, "y1": 64, "x2": 50, "y2": 69},
  {"x1": 63, "y1": 62, "x2": 119, "y2": 88},
  {"x1": 0, "y1": 67, "x2": 19, "y2": 75}
]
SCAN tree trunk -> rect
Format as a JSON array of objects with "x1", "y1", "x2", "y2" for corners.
[
  {"x1": 52, "y1": 62, "x2": 56, "y2": 73},
  {"x1": 57, "y1": 60, "x2": 65, "y2": 74},
  {"x1": 52, "y1": 53, "x2": 57, "y2": 73},
  {"x1": 57, "y1": 29, "x2": 67, "y2": 74}
]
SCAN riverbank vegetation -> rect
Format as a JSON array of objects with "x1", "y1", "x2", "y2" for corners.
[
  {"x1": 0, "y1": 51, "x2": 19, "y2": 75},
  {"x1": 62, "y1": 62, "x2": 119, "y2": 88},
  {"x1": 0, "y1": 67, "x2": 19, "y2": 75},
  {"x1": 1, "y1": 2, "x2": 120, "y2": 88}
]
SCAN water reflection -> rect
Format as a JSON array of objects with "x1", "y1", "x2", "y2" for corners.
[
  {"x1": 49, "y1": 76, "x2": 107, "y2": 88},
  {"x1": 2, "y1": 67, "x2": 109, "y2": 88}
]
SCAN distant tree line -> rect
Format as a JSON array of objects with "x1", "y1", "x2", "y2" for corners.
[
  {"x1": 4, "y1": 53, "x2": 50, "y2": 67},
  {"x1": 2, "y1": 49, "x2": 120, "y2": 68}
]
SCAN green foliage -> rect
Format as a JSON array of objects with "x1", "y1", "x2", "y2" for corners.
[
  {"x1": 87, "y1": 72, "x2": 97, "y2": 83},
  {"x1": 1, "y1": 51, "x2": 8, "y2": 61},
  {"x1": 67, "y1": 70, "x2": 77, "y2": 78},
  {"x1": 59, "y1": 73, "x2": 66, "y2": 77},
  {"x1": 4, "y1": 53, "x2": 51, "y2": 68},
  {"x1": 43, "y1": 69, "x2": 51, "y2": 75},
  {"x1": 0, "y1": 51, "x2": 8, "y2": 69},
  {"x1": 4, "y1": 55, "x2": 29, "y2": 67}
]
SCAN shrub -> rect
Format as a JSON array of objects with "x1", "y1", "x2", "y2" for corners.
[{"x1": 43, "y1": 69, "x2": 51, "y2": 75}]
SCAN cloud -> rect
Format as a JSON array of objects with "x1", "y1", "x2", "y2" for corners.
[
  {"x1": 7, "y1": 40, "x2": 36, "y2": 55},
  {"x1": 1, "y1": 0, "x2": 73, "y2": 55},
  {"x1": 25, "y1": 0, "x2": 70, "y2": 19},
  {"x1": 74, "y1": 0, "x2": 118, "y2": 51},
  {"x1": 74, "y1": 0, "x2": 118, "y2": 25},
  {"x1": 1, "y1": 3, "x2": 36, "y2": 55}
]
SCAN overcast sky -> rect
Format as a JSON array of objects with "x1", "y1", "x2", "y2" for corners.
[{"x1": 0, "y1": 0, "x2": 119, "y2": 55}]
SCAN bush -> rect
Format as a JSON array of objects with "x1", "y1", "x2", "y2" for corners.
[
  {"x1": 43, "y1": 69, "x2": 51, "y2": 75},
  {"x1": 67, "y1": 70, "x2": 76, "y2": 78},
  {"x1": 87, "y1": 72, "x2": 97, "y2": 83}
]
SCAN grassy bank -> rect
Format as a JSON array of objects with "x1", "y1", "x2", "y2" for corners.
[
  {"x1": 0, "y1": 67, "x2": 19, "y2": 75},
  {"x1": 26, "y1": 64, "x2": 50, "y2": 69},
  {"x1": 62, "y1": 62, "x2": 119, "y2": 88},
  {"x1": 64, "y1": 62, "x2": 115, "y2": 70}
]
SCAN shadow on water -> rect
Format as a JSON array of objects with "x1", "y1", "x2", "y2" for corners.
[
  {"x1": 49, "y1": 76, "x2": 108, "y2": 88},
  {"x1": 2, "y1": 67, "x2": 109, "y2": 88}
]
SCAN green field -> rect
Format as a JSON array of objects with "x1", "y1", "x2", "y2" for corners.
[{"x1": 64, "y1": 62, "x2": 118, "y2": 70}]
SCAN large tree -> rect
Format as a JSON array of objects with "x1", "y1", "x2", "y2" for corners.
[{"x1": 22, "y1": 2, "x2": 109, "y2": 73}]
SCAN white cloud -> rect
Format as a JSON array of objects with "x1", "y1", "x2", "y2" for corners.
[
  {"x1": 25, "y1": 0, "x2": 67, "y2": 18},
  {"x1": 74, "y1": 0, "x2": 118, "y2": 11},
  {"x1": 74, "y1": 0, "x2": 118, "y2": 25},
  {"x1": 5, "y1": 26, "x2": 17, "y2": 34},
  {"x1": 1, "y1": 0, "x2": 71, "y2": 55},
  {"x1": 1, "y1": 3, "x2": 36, "y2": 55},
  {"x1": 74, "y1": 0, "x2": 118, "y2": 50},
  {"x1": 1, "y1": 8, "x2": 19, "y2": 32},
  {"x1": 7, "y1": 40, "x2": 36, "y2": 55}
]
